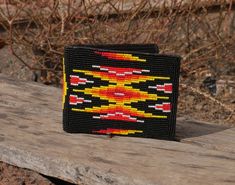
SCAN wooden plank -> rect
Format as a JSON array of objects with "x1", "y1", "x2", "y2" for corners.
[{"x1": 0, "y1": 74, "x2": 235, "y2": 185}]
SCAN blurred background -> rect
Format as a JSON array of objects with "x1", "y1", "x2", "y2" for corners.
[{"x1": 0, "y1": 0, "x2": 234, "y2": 125}]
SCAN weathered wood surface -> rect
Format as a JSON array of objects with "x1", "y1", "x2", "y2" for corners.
[{"x1": 0, "y1": 74, "x2": 235, "y2": 185}]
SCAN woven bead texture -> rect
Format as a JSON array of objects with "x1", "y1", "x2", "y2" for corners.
[{"x1": 63, "y1": 44, "x2": 180, "y2": 140}]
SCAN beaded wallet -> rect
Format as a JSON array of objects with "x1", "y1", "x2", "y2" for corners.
[{"x1": 63, "y1": 44, "x2": 181, "y2": 140}]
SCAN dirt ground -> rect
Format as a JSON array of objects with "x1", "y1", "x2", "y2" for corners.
[
  {"x1": 0, "y1": 162, "x2": 54, "y2": 185},
  {"x1": 0, "y1": 161, "x2": 77, "y2": 185}
]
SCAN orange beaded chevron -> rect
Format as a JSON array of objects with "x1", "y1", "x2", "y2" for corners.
[
  {"x1": 95, "y1": 51, "x2": 146, "y2": 62},
  {"x1": 93, "y1": 128, "x2": 143, "y2": 135},
  {"x1": 71, "y1": 65, "x2": 170, "y2": 123}
]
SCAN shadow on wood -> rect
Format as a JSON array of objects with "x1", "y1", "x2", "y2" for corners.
[{"x1": 176, "y1": 117, "x2": 229, "y2": 140}]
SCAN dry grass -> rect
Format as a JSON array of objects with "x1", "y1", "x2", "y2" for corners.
[{"x1": 0, "y1": 0, "x2": 234, "y2": 123}]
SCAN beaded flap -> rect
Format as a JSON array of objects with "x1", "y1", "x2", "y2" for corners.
[{"x1": 63, "y1": 44, "x2": 180, "y2": 140}]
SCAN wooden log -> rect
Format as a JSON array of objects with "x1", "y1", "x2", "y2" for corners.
[{"x1": 0, "y1": 74, "x2": 234, "y2": 185}]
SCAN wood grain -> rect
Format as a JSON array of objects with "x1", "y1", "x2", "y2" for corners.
[{"x1": 0, "y1": 74, "x2": 234, "y2": 185}]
